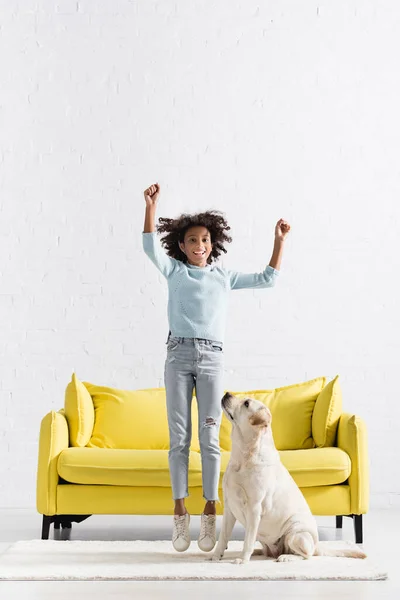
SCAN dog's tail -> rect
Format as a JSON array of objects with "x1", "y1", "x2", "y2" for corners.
[{"x1": 314, "y1": 543, "x2": 367, "y2": 559}]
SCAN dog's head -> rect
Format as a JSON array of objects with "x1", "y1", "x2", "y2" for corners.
[{"x1": 221, "y1": 392, "x2": 272, "y2": 437}]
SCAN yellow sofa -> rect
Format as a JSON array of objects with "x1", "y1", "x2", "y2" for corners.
[{"x1": 36, "y1": 373, "x2": 369, "y2": 542}]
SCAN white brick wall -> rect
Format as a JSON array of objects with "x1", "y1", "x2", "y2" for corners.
[{"x1": 1, "y1": 0, "x2": 399, "y2": 509}]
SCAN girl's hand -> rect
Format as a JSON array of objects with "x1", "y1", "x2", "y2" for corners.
[
  {"x1": 275, "y1": 219, "x2": 291, "y2": 242},
  {"x1": 144, "y1": 183, "x2": 161, "y2": 207}
]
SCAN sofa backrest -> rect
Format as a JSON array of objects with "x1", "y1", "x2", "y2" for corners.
[{"x1": 63, "y1": 374, "x2": 342, "y2": 452}]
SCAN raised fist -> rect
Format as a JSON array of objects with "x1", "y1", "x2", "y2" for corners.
[{"x1": 144, "y1": 183, "x2": 161, "y2": 207}]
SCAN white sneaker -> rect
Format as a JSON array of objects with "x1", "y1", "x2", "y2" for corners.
[
  {"x1": 198, "y1": 513, "x2": 217, "y2": 552},
  {"x1": 172, "y1": 512, "x2": 191, "y2": 552}
]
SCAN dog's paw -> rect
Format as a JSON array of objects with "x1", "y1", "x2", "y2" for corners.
[
  {"x1": 210, "y1": 554, "x2": 223, "y2": 562},
  {"x1": 232, "y1": 557, "x2": 249, "y2": 565},
  {"x1": 276, "y1": 554, "x2": 304, "y2": 563}
]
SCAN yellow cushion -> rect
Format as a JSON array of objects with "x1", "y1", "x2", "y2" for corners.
[
  {"x1": 220, "y1": 447, "x2": 350, "y2": 487},
  {"x1": 58, "y1": 447, "x2": 203, "y2": 486},
  {"x1": 312, "y1": 375, "x2": 343, "y2": 447},
  {"x1": 279, "y1": 447, "x2": 350, "y2": 487},
  {"x1": 219, "y1": 377, "x2": 327, "y2": 451},
  {"x1": 84, "y1": 384, "x2": 200, "y2": 451},
  {"x1": 64, "y1": 373, "x2": 95, "y2": 447},
  {"x1": 57, "y1": 446, "x2": 350, "y2": 489}
]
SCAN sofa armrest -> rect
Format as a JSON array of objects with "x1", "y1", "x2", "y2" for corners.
[
  {"x1": 337, "y1": 413, "x2": 369, "y2": 514},
  {"x1": 36, "y1": 410, "x2": 69, "y2": 516}
]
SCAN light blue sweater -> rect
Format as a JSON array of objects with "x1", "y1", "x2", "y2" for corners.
[{"x1": 142, "y1": 232, "x2": 280, "y2": 342}]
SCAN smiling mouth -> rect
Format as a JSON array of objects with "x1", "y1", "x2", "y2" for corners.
[{"x1": 193, "y1": 251, "x2": 206, "y2": 256}]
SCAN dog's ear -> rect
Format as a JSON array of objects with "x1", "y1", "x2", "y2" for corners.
[{"x1": 249, "y1": 407, "x2": 271, "y2": 428}]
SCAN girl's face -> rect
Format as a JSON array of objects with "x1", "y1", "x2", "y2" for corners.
[{"x1": 179, "y1": 226, "x2": 212, "y2": 267}]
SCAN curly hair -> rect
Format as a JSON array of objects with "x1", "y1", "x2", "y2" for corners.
[{"x1": 156, "y1": 210, "x2": 232, "y2": 264}]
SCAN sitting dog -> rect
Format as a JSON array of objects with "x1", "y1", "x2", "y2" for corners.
[{"x1": 212, "y1": 392, "x2": 366, "y2": 564}]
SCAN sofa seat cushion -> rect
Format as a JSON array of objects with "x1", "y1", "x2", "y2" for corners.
[
  {"x1": 220, "y1": 448, "x2": 350, "y2": 488},
  {"x1": 58, "y1": 447, "x2": 350, "y2": 489},
  {"x1": 280, "y1": 448, "x2": 351, "y2": 487},
  {"x1": 57, "y1": 448, "x2": 203, "y2": 487}
]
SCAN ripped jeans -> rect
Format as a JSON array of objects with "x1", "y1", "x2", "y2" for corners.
[{"x1": 164, "y1": 335, "x2": 224, "y2": 502}]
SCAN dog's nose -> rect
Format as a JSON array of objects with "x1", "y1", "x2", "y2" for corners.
[{"x1": 222, "y1": 392, "x2": 232, "y2": 404}]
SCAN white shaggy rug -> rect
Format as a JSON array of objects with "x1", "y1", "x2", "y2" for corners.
[{"x1": 0, "y1": 539, "x2": 387, "y2": 581}]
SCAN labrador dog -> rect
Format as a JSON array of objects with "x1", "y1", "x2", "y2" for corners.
[{"x1": 212, "y1": 392, "x2": 366, "y2": 564}]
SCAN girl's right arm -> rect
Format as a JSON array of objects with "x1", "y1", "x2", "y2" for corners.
[
  {"x1": 142, "y1": 183, "x2": 178, "y2": 278},
  {"x1": 143, "y1": 183, "x2": 160, "y2": 232}
]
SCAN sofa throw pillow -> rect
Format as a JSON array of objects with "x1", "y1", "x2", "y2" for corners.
[
  {"x1": 312, "y1": 374, "x2": 343, "y2": 447},
  {"x1": 218, "y1": 376, "x2": 327, "y2": 452},
  {"x1": 85, "y1": 384, "x2": 201, "y2": 451},
  {"x1": 64, "y1": 372, "x2": 95, "y2": 447}
]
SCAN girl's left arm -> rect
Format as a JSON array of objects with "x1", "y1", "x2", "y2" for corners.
[
  {"x1": 268, "y1": 238, "x2": 284, "y2": 271},
  {"x1": 228, "y1": 219, "x2": 290, "y2": 290}
]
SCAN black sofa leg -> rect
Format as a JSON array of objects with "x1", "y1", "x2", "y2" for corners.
[
  {"x1": 41, "y1": 514, "x2": 92, "y2": 539},
  {"x1": 41, "y1": 516, "x2": 52, "y2": 540},
  {"x1": 353, "y1": 514, "x2": 363, "y2": 544},
  {"x1": 336, "y1": 515, "x2": 343, "y2": 529}
]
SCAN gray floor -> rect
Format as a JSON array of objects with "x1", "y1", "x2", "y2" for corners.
[{"x1": 0, "y1": 509, "x2": 398, "y2": 597}]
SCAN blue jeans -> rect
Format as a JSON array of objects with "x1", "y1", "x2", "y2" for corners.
[{"x1": 164, "y1": 335, "x2": 225, "y2": 502}]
